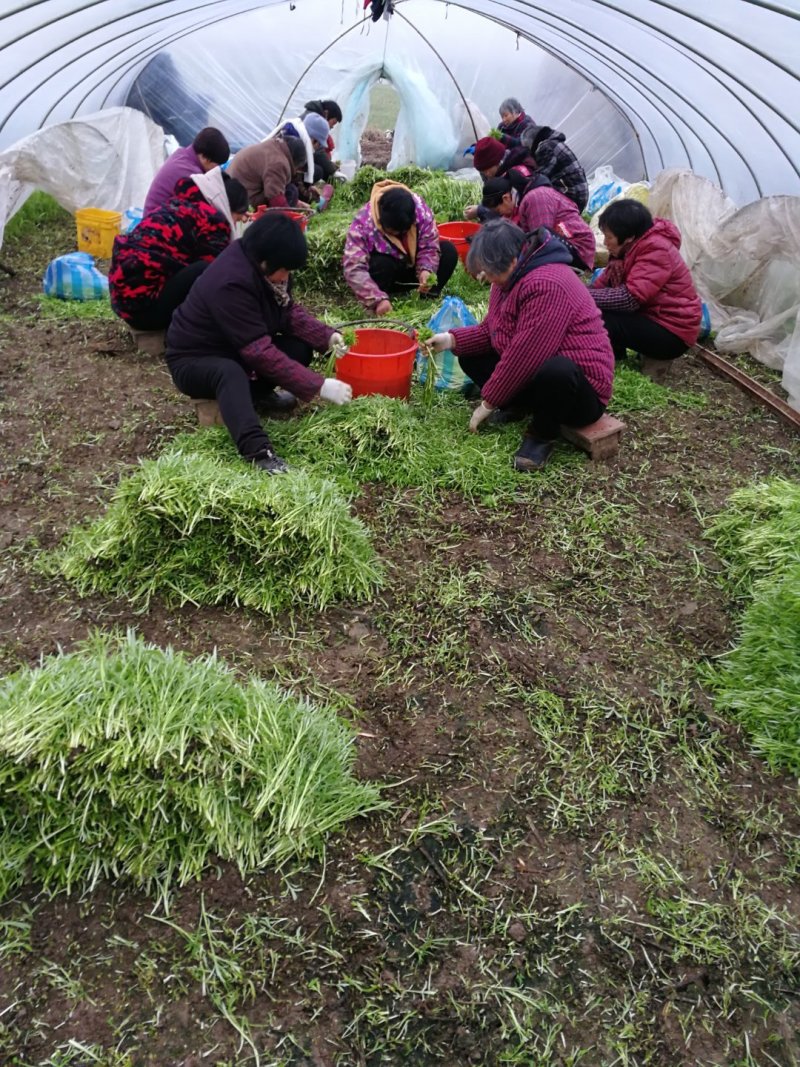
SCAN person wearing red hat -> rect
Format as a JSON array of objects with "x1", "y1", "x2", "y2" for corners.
[{"x1": 464, "y1": 137, "x2": 538, "y2": 221}]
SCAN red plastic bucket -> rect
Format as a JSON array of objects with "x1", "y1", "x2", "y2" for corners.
[
  {"x1": 335, "y1": 328, "x2": 417, "y2": 400},
  {"x1": 283, "y1": 210, "x2": 309, "y2": 232},
  {"x1": 437, "y1": 220, "x2": 480, "y2": 263},
  {"x1": 251, "y1": 206, "x2": 309, "y2": 231}
]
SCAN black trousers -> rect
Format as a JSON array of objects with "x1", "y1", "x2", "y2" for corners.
[
  {"x1": 458, "y1": 353, "x2": 605, "y2": 440},
  {"x1": 368, "y1": 240, "x2": 458, "y2": 297},
  {"x1": 127, "y1": 261, "x2": 210, "y2": 332},
  {"x1": 167, "y1": 335, "x2": 314, "y2": 459},
  {"x1": 313, "y1": 149, "x2": 337, "y2": 183},
  {"x1": 600, "y1": 310, "x2": 689, "y2": 362}
]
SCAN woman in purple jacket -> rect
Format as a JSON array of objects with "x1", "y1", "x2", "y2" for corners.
[
  {"x1": 342, "y1": 180, "x2": 458, "y2": 317},
  {"x1": 430, "y1": 221, "x2": 614, "y2": 472},
  {"x1": 166, "y1": 214, "x2": 351, "y2": 475}
]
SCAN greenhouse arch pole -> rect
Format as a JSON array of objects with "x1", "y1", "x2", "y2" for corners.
[
  {"x1": 392, "y1": 6, "x2": 479, "y2": 142},
  {"x1": 0, "y1": 0, "x2": 273, "y2": 132},
  {"x1": 459, "y1": 0, "x2": 759, "y2": 192},
  {"x1": 275, "y1": 15, "x2": 375, "y2": 126},
  {"x1": 38, "y1": 2, "x2": 280, "y2": 128}
]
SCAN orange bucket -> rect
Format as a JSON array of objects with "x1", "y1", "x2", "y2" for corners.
[
  {"x1": 251, "y1": 206, "x2": 308, "y2": 231},
  {"x1": 437, "y1": 220, "x2": 480, "y2": 263},
  {"x1": 336, "y1": 328, "x2": 417, "y2": 400},
  {"x1": 283, "y1": 209, "x2": 309, "y2": 232}
]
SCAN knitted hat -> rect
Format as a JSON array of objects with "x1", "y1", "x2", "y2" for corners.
[
  {"x1": 303, "y1": 113, "x2": 330, "y2": 145},
  {"x1": 473, "y1": 137, "x2": 505, "y2": 171}
]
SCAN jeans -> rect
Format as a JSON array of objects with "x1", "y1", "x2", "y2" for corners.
[
  {"x1": 457, "y1": 353, "x2": 605, "y2": 440},
  {"x1": 167, "y1": 335, "x2": 314, "y2": 459},
  {"x1": 600, "y1": 310, "x2": 689, "y2": 362}
]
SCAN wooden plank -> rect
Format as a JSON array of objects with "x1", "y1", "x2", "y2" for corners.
[{"x1": 696, "y1": 346, "x2": 800, "y2": 432}]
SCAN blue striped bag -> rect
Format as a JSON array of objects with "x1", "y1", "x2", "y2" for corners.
[
  {"x1": 43, "y1": 253, "x2": 109, "y2": 301},
  {"x1": 417, "y1": 296, "x2": 476, "y2": 391}
]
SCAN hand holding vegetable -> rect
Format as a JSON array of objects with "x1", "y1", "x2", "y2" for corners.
[
  {"x1": 430, "y1": 332, "x2": 454, "y2": 353},
  {"x1": 417, "y1": 270, "x2": 434, "y2": 293},
  {"x1": 320, "y1": 379, "x2": 353, "y2": 405},
  {"x1": 469, "y1": 401, "x2": 495, "y2": 433},
  {"x1": 329, "y1": 332, "x2": 348, "y2": 358}
]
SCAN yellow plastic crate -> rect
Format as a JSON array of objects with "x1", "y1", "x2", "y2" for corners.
[{"x1": 75, "y1": 208, "x2": 122, "y2": 258}]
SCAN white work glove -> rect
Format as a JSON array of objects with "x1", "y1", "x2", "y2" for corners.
[
  {"x1": 320, "y1": 378, "x2": 353, "y2": 405},
  {"x1": 329, "y1": 332, "x2": 348, "y2": 358},
  {"x1": 430, "y1": 332, "x2": 454, "y2": 353},
  {"x1": 469, "y1": 401, "x2": 495, "y2": 433}
]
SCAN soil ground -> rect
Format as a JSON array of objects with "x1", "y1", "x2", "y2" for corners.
[{"x1": 0, "y1": 210, "x2": 799, "y2": 1067}]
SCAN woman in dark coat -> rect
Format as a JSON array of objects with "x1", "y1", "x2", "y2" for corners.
[{"x1": 165, "y1": 214, "x2": 352, "y2": 474}]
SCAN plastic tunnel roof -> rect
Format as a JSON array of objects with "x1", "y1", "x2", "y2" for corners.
[{"x1": 1, "y1": 0, "x2": 799, "y2": 205}]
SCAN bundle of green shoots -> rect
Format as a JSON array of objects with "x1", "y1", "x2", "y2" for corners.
[
  {"x1": 706, "y1": 477, "x2": 800, "y2": 772},
  {"x1": 0, "y1": 631, "x2": 384, "y2": 901},
  {"x1": 52, "y1": 448, "x2": 382, "y2": 613}
]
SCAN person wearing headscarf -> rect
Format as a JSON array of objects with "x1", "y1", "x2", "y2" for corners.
[{"x1": 342, "y1": 180, "x2": 458, "y2": 316}]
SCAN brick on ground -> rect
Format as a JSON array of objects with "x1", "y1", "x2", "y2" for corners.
[{"x1": 561, "y1": 414, "x2": 626, "y2": 460}]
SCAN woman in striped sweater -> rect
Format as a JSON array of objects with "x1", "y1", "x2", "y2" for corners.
[{"x1": 430, "y1": 221, "x2": 614, "y2": 472}]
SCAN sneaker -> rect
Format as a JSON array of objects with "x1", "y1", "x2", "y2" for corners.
[
  {"x1": 513, "y1": 435, "x2": 555, "y2": 472},
  {"x1": 250, "y1": 448, "x2": 289, "y2": 475},
  {"x1": 258, "y1": 388, "x2": 298, "y2": 415},
  {"x1": 487, "y1": 407, "x2": 526, "y2": 426}
]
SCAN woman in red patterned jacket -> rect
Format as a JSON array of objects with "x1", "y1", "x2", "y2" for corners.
[
  {"x1": 429, "y1": 220, "x2": 614, "y2": 473},
  {"x1": 590, "y1": 199, "x2": 701, "y2": 364},
  {"x1": 109, "y1": 169, "x2": 248, "y2": 332}
]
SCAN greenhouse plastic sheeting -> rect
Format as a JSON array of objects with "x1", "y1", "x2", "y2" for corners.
[
  {"x1": 650, "y1": 170, "x2": 800, "y2": 410},
  {"x1": 0, "y1": 108, "x2": 165, "y2": 248},
  {"x1": 1, "y1": 0, "x2": 799, "y2": 402},
  {"x1": 2, "y1": 0, "x2": 798, "y2": 203}
]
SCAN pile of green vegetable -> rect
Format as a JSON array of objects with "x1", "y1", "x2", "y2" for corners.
[
  {"x1": 0, "y1": 631, "x2": 384, "y2": 901},
  {"x1": 706, "y1": 477, "x2": 800, "y2": 771},
  {"x1": 51, "y1": 449, "x2": 382, "y2": 613}
]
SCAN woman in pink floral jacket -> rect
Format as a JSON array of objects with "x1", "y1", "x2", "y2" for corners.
[{"x1": 342, "y1": 180, "x2": 458, "y2": 316}]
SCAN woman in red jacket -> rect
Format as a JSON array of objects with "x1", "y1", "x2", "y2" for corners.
[
  {"x1": 429, "y1": 221, "x2": 614, "y2": 472},
  {"x1": 590, "y1": 199, "x2": 701, "y2": 363}
]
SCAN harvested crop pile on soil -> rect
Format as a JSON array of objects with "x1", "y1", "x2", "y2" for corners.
[
  {"x1": 0, "y1": 631, "x2": 384, "y2": 901},
  {"x1": 707, "y1": 477, "x2": 800, "y2": 772},
  {"x1": 52, "y1": 449, "x2": 382, "y2": 613}
]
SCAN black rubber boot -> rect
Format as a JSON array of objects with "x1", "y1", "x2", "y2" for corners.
[{"x1": 513, "y1": 435, "x2": 555, "y2": 472}]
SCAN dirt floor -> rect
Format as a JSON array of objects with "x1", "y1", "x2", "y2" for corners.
[
  {"x1": 359, "y1": 127, "x2": 393, "y2": 169},
  {"x1": 0, "y1": 212, "x2": 799, "y2": 1067}
]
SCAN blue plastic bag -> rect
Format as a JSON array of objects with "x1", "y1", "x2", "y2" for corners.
[
  {"x1": 121, "y1": 207, "x2": 143, "y2": 234},
  {"x1": 43, "y1": 253, "x2": 109, "y2": 301},
  {"x1": 698, "y1": 302, "x2": 712, "y2": 341},
  {"x1": 418, "y1": 296, "x2": 477, "y2": 391}
]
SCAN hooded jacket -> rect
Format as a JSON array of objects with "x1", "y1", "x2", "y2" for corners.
[
  {"x1": 497, "y1": 111, "x2": 536, "y2": 148},
  {"x1": 342, "y1": 180, "x2": 441, "y2": 309},
  {"x1": 521, "y1": 126, "x2": 588, "y2": 213},
  {"x1": 591, "y1": 218, "x2": 701, "y2": 346},
  {"x1": 165, "y1": 238, "x2": 330, "y2": 401},
  {"x1": 518, "y1": 180, "x2": 596, "y2": 270},
  {"x1": 450, "y1": 229, "x2": 614, "y2": 409},
  {"x1": 109, "y1": 176, "x2": 232, "y2": 323}
]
